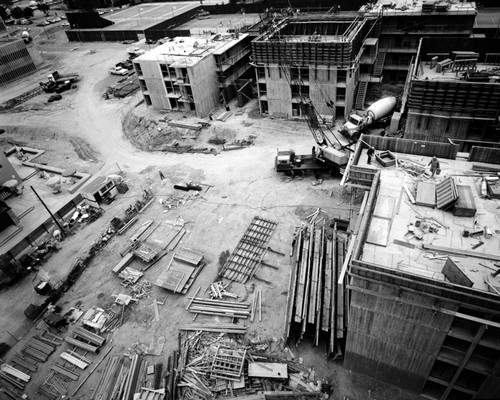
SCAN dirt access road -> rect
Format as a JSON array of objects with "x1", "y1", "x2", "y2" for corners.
[{"x1": 0, "y1": 29, "x2": 420, "y2": 400}]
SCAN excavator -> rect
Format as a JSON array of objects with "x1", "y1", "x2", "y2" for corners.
[{"x1": 275, "y1": 101, "x2": 353, "y2": 177}]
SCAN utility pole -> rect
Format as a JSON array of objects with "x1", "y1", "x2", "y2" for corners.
[{"x1": 30, "y1": 186, "x2": 66, "y2": 237}]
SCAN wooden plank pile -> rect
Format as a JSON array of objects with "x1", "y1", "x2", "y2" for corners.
[
  {"x1": 155, "y1": 248, "x2": 205, "y2": 294},
  {"x1": 208, "y1": 281, "x2": 239, "y2": 299},
  {"x1": 284, "y1": 224, "x2": 349, "y2": 358},
  {"x1": 187, "y1": 295, "x2": 251, "y2": 319},
  {"x1": 64, "y1": 326, "x2": 106, "y2": 354},
  {"x1": 18, "y1": 331, "x2": 63, "y2": 365},
  {"x1": 0, "y1": 364, "x2": 30, "y2": 390},
  {"x1": 219, "y1": 216, "x2": 278, "y2": 283}
]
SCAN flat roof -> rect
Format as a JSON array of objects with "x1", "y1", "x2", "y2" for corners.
[
  {"x1": 176, "y1": 13, "x2": 261, "y2": 35},
  {"x1": 360, "y1": 0, "x2": 476, "y2": 16},
  {"x1": 103, "y1": 2, "x2": 200, "y2": 31},
  {"x1": 357, "y1": 149, "x2": 500, "y2": 295},
  {"x1": 136, "y1": 33, "x2": 248, "y2": 66}
]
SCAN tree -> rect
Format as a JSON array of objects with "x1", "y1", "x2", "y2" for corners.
[
  {"x1": 0, "y1": 5, "x2": 8, "y2": 20},
  {"x1": 23, "y1": 6, "x2": 34, "y2": 18},
  {"x1": 37, "y1": 2, "x2": 50, "y2": 16},
  {"x1": 11, "y1": 6, "x2": 23, "y2": 19}
]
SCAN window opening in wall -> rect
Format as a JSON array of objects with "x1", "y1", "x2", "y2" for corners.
[
  {"x1": 337, "y1": 69, "x2": 346, "y2": 83},
  {"x1": 336, "y1": 106, "x2": 344, "y2": 118}
]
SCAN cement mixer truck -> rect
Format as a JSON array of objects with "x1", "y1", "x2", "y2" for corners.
[{"x1": 340, "y1": 96, "x2": 397, "y2": 140}]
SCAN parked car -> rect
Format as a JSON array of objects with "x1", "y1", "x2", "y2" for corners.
[
  {"x1": 47, "y1": 94, "x2": 62, "y2": 102},
  {"x1": 61, "y1": 22, "x2": 70, "y2": 26}
]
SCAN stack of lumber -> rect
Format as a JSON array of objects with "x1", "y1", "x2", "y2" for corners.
[
  {"x1": 187, "y1": 296, "x2": 251, "y2": 319},
  {"x1": 92, "y1": 356, "x2": 127, "y2": 400},
  {"x1": 155, "y1": 248, "x2": 205, "y2": 294},
  {"x1": 20, "y1": 334, "x2": 59, "y2": 363},
  {"x1": 284, "y1": 224, "x2": 348, "y2": 358},
  {"x1": 435, "y1": 176, "x2": 458, "y2": 209},
  {"x1": 168, "y1": 121, "x2": 203, "y2": 131},
  {"x1": 219, "y1": 216, "x2": 278, "y2": 283},
  {"x1": 60, "y1": 352, "x2": 89, "y2": 369},
  {"x1": 64, "y1": 327, "x2": 106, "y2": 353},
  {"x1": 453, "y1": 185, "x2": 476, "y2": 217},
  {"x1": 0, "y1": 364, "x2": 30, "y2": 389}
]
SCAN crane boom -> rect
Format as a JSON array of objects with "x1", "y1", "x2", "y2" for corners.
[{"x1": 300, "y1": 102, "x2": 330, "y2": 148}]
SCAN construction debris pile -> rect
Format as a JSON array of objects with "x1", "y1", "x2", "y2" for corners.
[
  {"x1": 284, "y1": 222, "x2": 349, "y2": 359},
  {"x1": 170, "y1": 329, "x2": 328, "y2": 400}
]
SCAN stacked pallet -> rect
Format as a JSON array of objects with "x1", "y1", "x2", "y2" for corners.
[
  {"x1": 284, "y1": 224, "x2": 348, "y2": 358},
  {"x1": 155, "y1": 248, "x2": 205, "y2": 294},
  {"x1": 187, "y1": 296, "x2": 251, "y2": 319}
]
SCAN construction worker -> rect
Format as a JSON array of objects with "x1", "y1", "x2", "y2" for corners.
[
  {"x1": 158, "y1": 169, "x2": 165, "y2": 181},
  {"x1": 428, "y1": 156, "x2": 440, "y2": 177},
  {"x1": 367, "y1": 146, "x2": 375, "y2": 165}
]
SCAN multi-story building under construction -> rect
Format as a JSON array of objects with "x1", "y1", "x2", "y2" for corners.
[{"x1": 251, "y1": 16, "x2": 374, "y2": 120}]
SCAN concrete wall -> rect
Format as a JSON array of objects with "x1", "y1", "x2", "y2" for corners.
[
  {"x1": 136, "y1": 59, "x2": 170, "y2": 110},
  {"x1": 405, "y1": 112, "x2": 471, "y2": 143},
  {"x1": 189, "y1": 56, "x2": 219, "y2": 118},
  {"x1": 345, "y1": 274, "x2": 455, "y2": 393},
  {"x1": 265, "y1": 65, "x2": 292, "y2": 117},
  {"x1": 0, "y1": 40, "x2": 37, "y2": 87}
]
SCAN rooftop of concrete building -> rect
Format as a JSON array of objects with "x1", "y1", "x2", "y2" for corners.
[
  {"x1": 356, "y1": 148, "x2": 500, "y2": 296},
  {"x1": 135, "y1": 33, "x2": 249, "y2": 67},
  {"x1": 360, "y1": 0, "x2": 476, "y2": 16},
  {"x1": 416, "y1": 61, "x2": 500, "y2": 83}
]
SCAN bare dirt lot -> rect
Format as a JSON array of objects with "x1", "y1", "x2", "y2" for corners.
[{"x1": 0, "y1": 27, "x2": 420, "y2": 400}]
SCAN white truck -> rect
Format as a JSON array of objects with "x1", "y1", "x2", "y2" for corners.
[
  {"x1": 341, "y1": 96, "x2": 397, "y2": 140},
  {"x1": 109, "y1": 66, "x2": 129, "y2": 76}
]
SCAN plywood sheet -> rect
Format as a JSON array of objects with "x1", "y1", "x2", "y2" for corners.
[
  {"x1": 248, "y1": 362, "x2": 288, "y2": 379},
  {"x1": 415, "y1": 181, "x2": 436, "y2": 208},
  {"x1": 155, "y1": 262, "x2": 194, "y2": 292},
  {"x1": 366, "y1": 216, "x2": 391, "y2": 247},
  {"x1": 373, "y1": 196, "x2": 396, "y2": 219}
]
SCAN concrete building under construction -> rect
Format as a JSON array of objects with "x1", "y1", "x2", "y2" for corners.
[
  {"x1": 403, "y1": 37, "x2": 500, "y2": 151},
  {"x1": 251, "y1": 16, "x2": 374, "y2": 120},
  {"x1": 341, "y1": 136, "x2": 500, "y2": 400},
  {"x1": 133, "y1": 33, "x2": 252, "y2": 118},
  {"x1": 359, "y1": 0, "x2": 477, "y2": 83}
]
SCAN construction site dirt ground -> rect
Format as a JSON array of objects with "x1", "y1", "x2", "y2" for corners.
[{"x1": 0, "y1": 29, "x2": 420, "y2": 400}]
